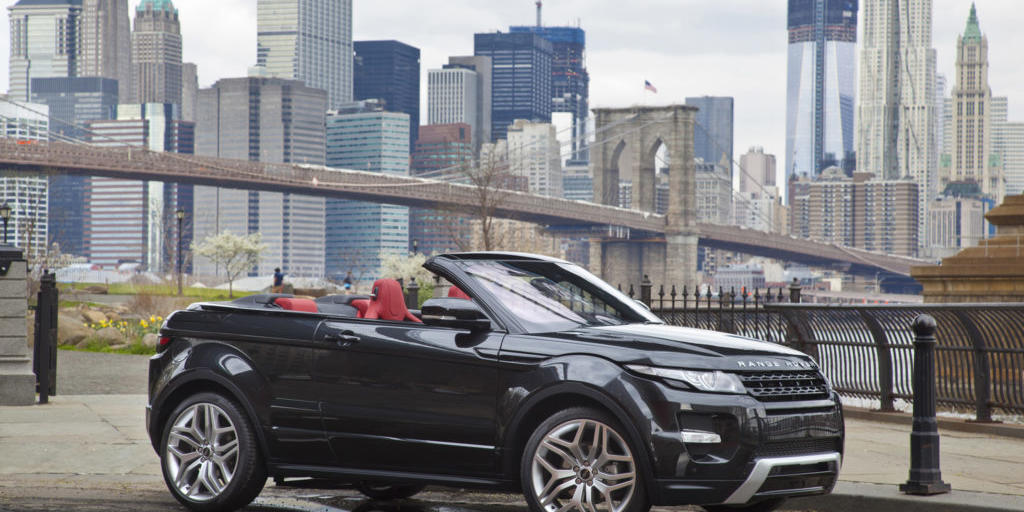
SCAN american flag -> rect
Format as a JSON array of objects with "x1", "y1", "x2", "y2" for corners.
[{"x1": 644, "y1": 80, "x2": 658, "y2": 93}]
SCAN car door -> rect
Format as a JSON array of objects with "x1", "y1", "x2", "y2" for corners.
[
  {"x1": 312, "y1": 317, "x2": 504, "y2": 476},
  {"x1": 214, "y1": 309, "x2": 331, "y2": 465}
]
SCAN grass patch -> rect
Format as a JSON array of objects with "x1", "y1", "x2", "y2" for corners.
[{"x1": 58, "y1": 338, "x2": 156, "y2": 356}]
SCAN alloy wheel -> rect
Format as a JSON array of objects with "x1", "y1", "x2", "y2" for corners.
[
  {"x1": 530, "y1": 418, "x2": 637, "y2": 512},
  {"x1": 164, "y1": 402, "x2": 240, "y2": 502}
]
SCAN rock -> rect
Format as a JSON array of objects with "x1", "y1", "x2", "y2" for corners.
[
  {"x1": 81, "y1": 310, "x2": 108, "y2": 325},
  {"x1": 106, "y1": 312, "x2": 122, "y2": 322},
  {"x1": 92, "y1": 326, "x2": 126, "y2": 346},
  {"x1": 142, "y1": 333, "x2": 160, "y2": 348},
  {"x1": 58, "y1": 313, "x2": 93, "y2": 347}
]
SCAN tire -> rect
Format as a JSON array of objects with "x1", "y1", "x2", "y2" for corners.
[
  {"x1": 160, "y1": 392, "x2": 266, "y2": 512},
  {"x1": 354, "y1": 482, "x2": 425, "y2": 500},
  {"x1": 521, "y1": 407, "x2": 650, "y2": 512},
  {"x1": 702, "y1": 498, "x2": 787, "y2": 512}
]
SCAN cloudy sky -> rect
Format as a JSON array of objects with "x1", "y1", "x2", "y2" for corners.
[{"x1": 3, "y1": 0, "x2": 1023, "y2": 162}]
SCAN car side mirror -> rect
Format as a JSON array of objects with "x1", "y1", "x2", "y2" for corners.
[{"x1": 421, "y1": 298, "x2": 491, "y2": 331}]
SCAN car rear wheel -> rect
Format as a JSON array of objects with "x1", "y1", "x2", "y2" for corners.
[
  {"x1": 703, "y1": 498, "x2": 787, "y2": 512},
  {"x1": 160, "y1": 392, "x2": 266, "y2": 512},
  {"x1": 522, "y1": 407, "x2": 650, "y2": 512}
]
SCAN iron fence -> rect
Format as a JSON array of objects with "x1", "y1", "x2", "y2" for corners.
[{"x1": 625, "y1": 281, "x2": 1024, "y2": 420}]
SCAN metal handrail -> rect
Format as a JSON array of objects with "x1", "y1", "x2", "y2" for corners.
[{"x1": 646, "y1": 290, "x2": 1024, "y2": 419}]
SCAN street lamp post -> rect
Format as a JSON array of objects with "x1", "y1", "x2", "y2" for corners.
[
  {"x1": 176, "y1": 208, "x2": 185, "y2": 296},
  {"x1": 0, "y1": 203, "x2": 11, "y2": 245}
]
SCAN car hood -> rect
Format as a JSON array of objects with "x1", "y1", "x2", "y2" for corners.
[{"x1": 548, "y1": 323, "x2": 817, "y2": 371}]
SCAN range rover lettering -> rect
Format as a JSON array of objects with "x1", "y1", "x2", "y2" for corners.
[{"x1": 147, "y1": 252, "x2": 844, "y2": 512}]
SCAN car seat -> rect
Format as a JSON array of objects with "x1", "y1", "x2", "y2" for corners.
[
  {"x1": 448, "y1": 286, "x2": 471, "y2": 300},
  {"x1": 362, "y1": 278, "x2": 421, "y2": 323}
]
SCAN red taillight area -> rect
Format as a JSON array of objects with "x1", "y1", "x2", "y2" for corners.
[{"x1": 159, "y1": 336, "x2": 172, "y2": 346}]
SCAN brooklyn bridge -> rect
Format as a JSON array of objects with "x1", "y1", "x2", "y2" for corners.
[{"x1": 0, "y1": 136, "x2": 928, "y2": 285}]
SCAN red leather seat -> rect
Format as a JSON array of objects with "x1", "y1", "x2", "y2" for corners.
[
  {"x1": 350, "y1": 299, "x2": 369, "y2": 317},
  {"x1": 362, "y1": 279, "x2": 422, "y2": 323},
  {"x1": 274, "y1": 297, "x2": 318, "y2": 312},
  {"x1": 448, "y1": 286, "x2": 471, "y2": 300}
]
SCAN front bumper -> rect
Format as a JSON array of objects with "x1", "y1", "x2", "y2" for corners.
[{"x1": 631, "y1": 376, "x2": 844, "y2": 506}]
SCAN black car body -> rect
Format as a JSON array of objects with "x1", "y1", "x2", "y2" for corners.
[{"x1": 148, "y1": 253, "x2": 844, "y2": 512}]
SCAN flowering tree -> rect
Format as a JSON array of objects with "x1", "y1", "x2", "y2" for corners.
[{"x1": 192, "y1": 231, "x2": 266, "y2": 298}]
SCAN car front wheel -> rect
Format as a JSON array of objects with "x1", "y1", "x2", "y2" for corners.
[
  {"x1": 160, "y1": 392, "x2": 266, "y2": 512},
  {"x1": 522, "y1": 407, "x2": 650, "y2": 512}
]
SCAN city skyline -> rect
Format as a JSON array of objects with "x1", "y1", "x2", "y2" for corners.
[{"x1": 4, "y1": 0, "x2": 1023, "y2": 172}]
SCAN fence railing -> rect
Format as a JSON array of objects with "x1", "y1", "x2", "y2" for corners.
[{"x1": 626, "y1": 279, "x2": 1024, "y2": 420}]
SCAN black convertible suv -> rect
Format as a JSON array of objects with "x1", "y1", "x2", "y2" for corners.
[{"x1": 147, "y1": 252, "x2": 843, "y2": 512}]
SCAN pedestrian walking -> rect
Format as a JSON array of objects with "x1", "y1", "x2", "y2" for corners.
[{"x1": 272, "y1": 267, "x2": 285, "y2": 293}]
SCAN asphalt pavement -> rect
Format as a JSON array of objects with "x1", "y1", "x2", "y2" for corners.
[{"x1": 1, "y1": 351, "x2": 1023, "y2": 511}]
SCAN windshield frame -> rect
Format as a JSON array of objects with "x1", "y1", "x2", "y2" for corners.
[{"x1": 435, "y1": 256, "x2": 663, "y2": 334}]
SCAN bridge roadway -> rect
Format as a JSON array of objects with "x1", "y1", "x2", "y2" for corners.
[{"x1": 0, "y1": 139, "x2": 928, "y2": 276}]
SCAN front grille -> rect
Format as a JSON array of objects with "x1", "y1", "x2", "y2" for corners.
[
  {"x1": 756, "y1": 438, "x2": 841, "y2": 458},
  {"x1": 738, "y1": 370, "x2": 830, "y2": 402}
]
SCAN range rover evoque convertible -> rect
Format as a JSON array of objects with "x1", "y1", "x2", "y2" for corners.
[{"x1": 147, "y1": 252, "x2": 844, "y2": 512}]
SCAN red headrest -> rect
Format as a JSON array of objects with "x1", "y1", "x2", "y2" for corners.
[
  {"x1": 363, "y1": 279, "x2": 422, "y2": 323},
  {"x1": 448, "y1": 286, "x2": 471, "y2": 300},
  {"x1": 274, "y1": 297, "x2": 318, "y2": 312},
  {"x1": 350, "y1": 299, "x2": 369, "y2": 317}
]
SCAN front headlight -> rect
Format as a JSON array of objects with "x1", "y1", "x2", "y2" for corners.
[{"x1": 627, "y1": 365, "x2": 747, "y2": 394}]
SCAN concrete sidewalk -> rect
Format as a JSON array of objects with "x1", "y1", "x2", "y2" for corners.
[{"x1": 1, "y1": 395, "x2": 1023, "y2": 511}]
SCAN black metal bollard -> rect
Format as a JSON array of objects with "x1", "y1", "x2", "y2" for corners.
[
  {"x1": 640, "y1": 275, "x2": 652, "y2": 307},
  {"x1": 788, "y1": 278, "x2": 802, "y2": 303},
  {"x1": 899, "y1": 314, "x2": 952, "y2": 495},
  {"x1": 405, "y1": 277, "x2": 419, "y2": 310},
  {"x1": 33, "y1": 271, "x2": 59, "y2": 404}
]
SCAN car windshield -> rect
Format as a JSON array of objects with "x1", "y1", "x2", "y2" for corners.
[{"x1": 456, "y1": 259, "x2": 662, "y2": 333}]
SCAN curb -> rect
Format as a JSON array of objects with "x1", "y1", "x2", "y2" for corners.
[
  {"x1": 843, "y1": 406, "x2": 1024, "y2": 440},
  {"x1": 780, "y1": 482, "x2": 1024, "y2": 512}
]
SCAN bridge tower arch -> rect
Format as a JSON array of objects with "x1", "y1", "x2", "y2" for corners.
[{"x1": 590, "y1": 105, "x2": 699, "y2": 288}]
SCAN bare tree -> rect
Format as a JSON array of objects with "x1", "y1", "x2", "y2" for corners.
[{"x1": 449, "y1": 144, "x2": 520, "y2": 252}]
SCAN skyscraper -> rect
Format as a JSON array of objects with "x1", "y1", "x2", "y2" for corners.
[
  {"x1": 86, "y1": 103, "x2": 194, "y2": 270},
  {"x1": 431, "y1": 56, "x2": 492, "y2": 154},
  {"x1": 80, "y1": 0, "x2": 131, "y2": 101},
  {"x1": 857, "y1": 0, "x2": 937, "y2": 184},
  {"x1": 257, "y1": 0, "x2": 352, "y2": 108},
  {"x1": 325, "y1": 100, "x2": 410, "y2": 281},
  {"x1": 686, "y1": 96, "x2": 734, "y2": 175},
  {"x1": 30, "y1": 76, "x2": 118, "y2": 258},
  {"x1": 857, "y1": 0, "x2": 936, "y2": 253},
  {"x1": 131, "y1": 0, "x2": 182, "y2": 105},
  {"x1": 410, "y1": 123, "x2": 474, "y2": 256},
  {"x1": 181, "y1": 62, "x2": 198, "y2": 122},
  {"x1": 194, "y1": 76, "x2": 327, "y2": 278},
  {"x1": 0, "y1": 98, "x2": 49, "y2": 259},
  {"x1": 945, "y1": 4, "x2": 1002, "y2": 201},
  {"x1": 509, "y1": 25, "x2": 589, "y2": 162},
  {"x1": 353, "y1": 40, "x2": 420, "y2": 150},
  {"x1": 785, "y1": 0, "x2": 857, "y2": 179},
  {"x1": 507, "y1": 119, "x2": 563, "y2": 198},
  {"x1": 7, "y1": 0, "x2": 83, "y2": 101},
  {"x1": 474, "y1": 32, "x2": 552, "y2": 142}
]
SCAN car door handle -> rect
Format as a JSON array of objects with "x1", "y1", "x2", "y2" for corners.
[{"x1": 325, "y1": 331, "x2": 360, "y2": 347}]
